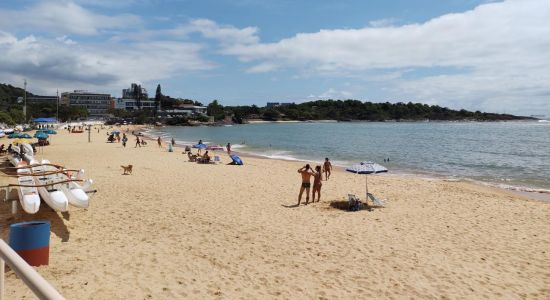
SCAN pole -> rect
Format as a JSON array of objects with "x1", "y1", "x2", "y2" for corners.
[
  {"x1": 88, "y1": 124, "x2": 91, "y2": 143},
  {"x1": 56, "y1": 89, "x2": 59, "y2": 123},
  {"x1": 23, "y1": 79, "x2": 27, "y2": 122},
  {"x1": 366, "y1": 174, "x2": 369, "y2": 198},
  {"x1": 0, "y1": 258, "x2": 4, "y2": 300}
]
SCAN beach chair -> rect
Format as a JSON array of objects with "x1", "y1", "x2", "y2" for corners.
[
  {"x1": 213, "y1": 156, "x2": 221, "y2": 164},
  {"x1": 367, "y1": 193, "x2": 385, "y2": 207}
]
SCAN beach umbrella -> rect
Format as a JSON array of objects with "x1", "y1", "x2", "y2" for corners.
[
  {"x1": 11, "y1": 138, "x2": 33, "y2": 145},
  {"x1": 230, "y1": 154, "x2": 244, "y2": 165},
  {"x1": 346, "y1": 161, "x2": 387, "y2": 198},
  {"x1": 19, "y1": 133, "x2": 32, "y2": 139},
  {"x1": 193, "y1": 143, "x2": 207, "y2": 149},
  {"x1": 34, "y1": 132, "x2": 49, "y2": 139}
]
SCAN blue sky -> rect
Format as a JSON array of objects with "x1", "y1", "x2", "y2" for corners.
[{"x1": 0, "y1": 0, "x2": 549, "y2": 116}]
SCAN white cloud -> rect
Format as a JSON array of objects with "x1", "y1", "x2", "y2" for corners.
[
  {"x1": 207, "y1": 0, "x2": 550, "y2": 115},
  {"x1": 0, "y1": 1, "x2": 142, "y2": 36},
  {"x1": 0, "y1": 31, "x2": 214, "y2": 95},
  {"x1": 318, "y1": 88, "x2": 353, "y2": 99},
  {"x1": 56, "y1": 35, "x2": 77, "y2": 45},
  {"x1": 368, "y1": 18, "x2": 398, "y2": 28}
]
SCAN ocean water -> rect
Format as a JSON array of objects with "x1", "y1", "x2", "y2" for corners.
[{"x1": 147, "y1": 121, "x2": 550, "y2": 191}]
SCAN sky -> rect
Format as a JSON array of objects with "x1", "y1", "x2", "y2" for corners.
[{"x1": 0, "y1": 0, "x2": 549, "y2": 116}]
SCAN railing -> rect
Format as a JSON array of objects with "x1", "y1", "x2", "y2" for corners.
[{"x1": 0, "y1": 239, "x2": 64, "y2": 300}]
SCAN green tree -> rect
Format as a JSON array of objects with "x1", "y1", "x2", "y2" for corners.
[
  {"x1": 0, "y1": 111, "x2": 15, "y2": 125},
  {"x1": 207, "y1": 100, "x2": 225, "y2": 121},
  {"x1": 154, "y1": 84, "x2": 162, "y2": 117}
]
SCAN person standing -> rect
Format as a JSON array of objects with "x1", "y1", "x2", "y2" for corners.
[
  {"x1": 297, "y1": 164, "x2": 315, "y2": 206},
  {"x1": 157, "y1": 137, "x2": 162, "y2": 148},
  {"x1": 312, "y1": 165, "x2": 323, "y2": 203},
  {"x1": 135, "y1": 136, "x2": 141, "y2": 148},
  {"x1": 323, "y1": 158, "x2": 333, "y2": 180},
  {"x1": 171, "y1": 138, "x2": 175, "y2": 146},
  {"x1": 122, "y1": 133, "x2": 128, "y2": 147},
  {"x1": 226, "y1": 142, "x2": 231, "y2": 155}
]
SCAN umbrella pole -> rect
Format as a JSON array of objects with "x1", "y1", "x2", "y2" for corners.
[{"x1": 365, "y1": 174, "x2": 369, "y2": 201}]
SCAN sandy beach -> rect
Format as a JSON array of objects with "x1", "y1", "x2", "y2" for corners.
[{"x1": 1, "y1": 127, "x2": 549, "y2": 299}]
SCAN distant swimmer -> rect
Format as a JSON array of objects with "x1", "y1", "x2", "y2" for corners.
[
  {"x1": 323, "y1": 158, "x2": 333, "y2": 180},
  {"x1": 297, "y1": 164, "x2": 315, "y2": 206}
]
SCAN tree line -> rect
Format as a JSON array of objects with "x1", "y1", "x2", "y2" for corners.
[
  {"x1": 0, "y1": 83, "x2": 87, "y2": 125},
  {"x1": 210, "y1": 99, "x2": 532, "y2": 123}
]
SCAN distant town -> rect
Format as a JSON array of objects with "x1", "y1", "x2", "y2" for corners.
[{"x1": 0, "y1": 82, "x2": 537, "y2": 126}]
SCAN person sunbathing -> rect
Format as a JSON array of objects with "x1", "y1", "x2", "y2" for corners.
[
  {"x1": 199, "y1": 151, "x2": 211, "y2": 163},
  {"x1": 187, "y1": 151, "x2": 197, "y2": 162}
]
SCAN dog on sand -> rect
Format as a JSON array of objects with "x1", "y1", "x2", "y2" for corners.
[{"x1": 121, "y1": 165, "x2": 133, "y2": 175}]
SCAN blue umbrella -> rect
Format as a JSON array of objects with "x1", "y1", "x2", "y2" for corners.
[
  {"x1": 34, "y1": 132, "x2": 49, "y2": 139},
  {"x1": 19, "y1": 133, "x2": 32, "y2": 139},
  {"x1": 230, "y1": 154, "x2": 243, "y2": 165},
  {"x1": 193, "y1": 143, "x2": 207, "y2": 149},
  {"x1": 346, "y1": 161, "x2": 387, "y2": 201}
]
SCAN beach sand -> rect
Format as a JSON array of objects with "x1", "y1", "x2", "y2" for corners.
[{"x1": 1, "y1": 127, "x2": 549, "y2": 299}]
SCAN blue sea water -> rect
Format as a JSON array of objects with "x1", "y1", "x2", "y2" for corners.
[{"x1": 147, "y1": 121, "x2": 550, "y2": 191}]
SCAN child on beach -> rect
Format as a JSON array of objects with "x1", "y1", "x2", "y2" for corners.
[
  {"x1": 312, "y1": 165, "x2": 323, "y2": 203},
  {"x1": 297, "y1": 164, "x2": 315, "y2": 205},
  {"x1": 323, "y1": 158, "x2": 332, "y2": 180}
]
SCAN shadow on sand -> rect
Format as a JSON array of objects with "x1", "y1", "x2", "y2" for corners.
[{"x1": 329, "y1": 200, "x2": 384, "y2": 212}]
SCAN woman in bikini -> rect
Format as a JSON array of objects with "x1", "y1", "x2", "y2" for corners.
[{"x1": 312, "y1": 165, "x2": 323, "y2": 203}]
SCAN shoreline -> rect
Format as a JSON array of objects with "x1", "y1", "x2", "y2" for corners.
[{"x1": 140, "y1": 126, "x2": 550, "y2": 203}]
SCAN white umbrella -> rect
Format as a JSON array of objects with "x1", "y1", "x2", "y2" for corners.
[{"x1": 346, "y1": 161, "x2": 387, "y2": 201}]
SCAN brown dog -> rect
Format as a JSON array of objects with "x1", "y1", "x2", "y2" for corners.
[{"x1": 121, "y1": 165, "x2": 133, "y2": 175}]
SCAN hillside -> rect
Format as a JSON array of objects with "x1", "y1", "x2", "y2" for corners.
[{"x1": 0, "y1": 83, "x2": 36, "y2": 102}]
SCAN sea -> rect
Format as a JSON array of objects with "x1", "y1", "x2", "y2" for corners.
[{"x1": 146, "y1": 121, "x2": 550, "y2": 192}]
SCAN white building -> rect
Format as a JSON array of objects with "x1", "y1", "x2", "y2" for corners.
[
  {"x1": 61, "y1": 90, "x2": 111, "y2": 117},
  {"x1": 113, "y1": 98, "x2": 158, "y2": 111},
  {"x1": 162, "y1": 104, "x2": 207, "y2": 116}
]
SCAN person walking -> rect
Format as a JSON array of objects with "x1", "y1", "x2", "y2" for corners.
[
  {"x1": 323, "y1": 158, "x2": 333, "y2": 180},
  {"x1": 122, "y1": 133, "x2": 128, "y2": 147},
  {"x1": 157, "y1": 137, "x2": 162, "y2": 148},
  {"x1": 135, "y1": 136, "x2": 141, "y2": 148}
]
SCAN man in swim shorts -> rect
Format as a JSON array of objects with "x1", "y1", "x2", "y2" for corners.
[{"x1": 297, "y1": 164, "x2": 315, "y2": 206}]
